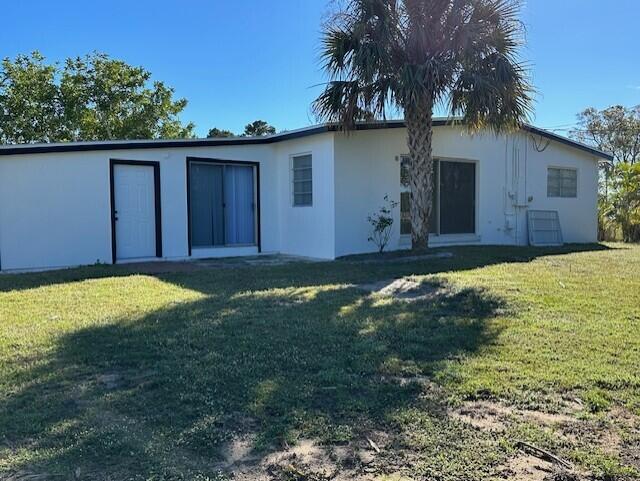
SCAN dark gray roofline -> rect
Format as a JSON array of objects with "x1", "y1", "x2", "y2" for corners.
[
  {"x1": 520, "y1": 124, "x2": 613, "y2": 161},
  {"x1": 0, "y1": 119, "x2": 613, "y2": 161}
]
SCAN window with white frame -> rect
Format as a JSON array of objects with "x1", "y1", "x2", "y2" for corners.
[
  {"x1": 292, "y1": 154, "x2": 312, "y2": 206},
  {"x1": 400, "y1": 156, "x2": 476, "y2": 236},
  {"x1": 547, "y1": 167, "x2": 577, "y2": 198}
]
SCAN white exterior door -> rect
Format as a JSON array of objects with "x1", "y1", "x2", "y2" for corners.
[{"x1": 113, "y1": 164, "x2": 157, "y2": 260}]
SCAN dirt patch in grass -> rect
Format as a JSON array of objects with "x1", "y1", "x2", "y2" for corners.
[
  {"x1": 449, "y1": 400, "x2": 578, "y2": 433},
  {"x1": 559, "y1": 418, "x2": 623, "y2": 456},
  {"x1": 264, "y1": 439, "x2": 344, "y2": 480},
  {"x1": 499, "y1": 454, "x2": 581, "y2": 481},
  {"x1": 356, "y1": 277, "x2": 455, "y2": 302},
  {"x1": 558, "y1": 406, "x2": 640, "y2": 472},
  {"x1": 452, "y1": 399, "x2": 640, "y2": 480},
  {"x1": 614, "y1": 408, "x2": 640, "y2": 471},
  {"x1": 499, "y1": 453, "x2": 556, "y2": 480},
  {"x1": 220, "y1": 433, "x2": 261, "y2": 466},
  {"x1": 449, "y1": 401, "x2": 512, "y2": 432},
  {"x1": 220, "y1": 435, "x2": 391, "y2": 481}
]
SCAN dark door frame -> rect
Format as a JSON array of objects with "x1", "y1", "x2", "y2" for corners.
[
  {"x1": 185, "y1": 156, "x2": 261, "y2": 256},
  {"x1": 109, "y1": 159, "x2": 163, "y2": 264}
]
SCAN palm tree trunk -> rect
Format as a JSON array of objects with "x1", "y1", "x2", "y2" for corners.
[{"x1": 405, "y1": 96, "x2": 435, "y2": 251}]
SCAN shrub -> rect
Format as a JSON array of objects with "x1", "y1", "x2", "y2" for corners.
[
  {"x1": 367, "y1": 195, "x2": 399, "y2": 253},
  {"x1": 600, "y1": 163, "x2": 640, "y2": 242}
]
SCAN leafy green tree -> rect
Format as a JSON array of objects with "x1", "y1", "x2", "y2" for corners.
[
  {"x1": 571, "y1": 105, "x2": 640, "y2": 241},
  {"x1": 207, "y1": 127, "x2": 235, "y2": 138},
  {"x1": 604, "y1": 163, "x2": 640, "y2": 242},
  {"x1": 0, "y1": 52, "x2": 63, "y2": 143},
  {"x1": 571, "y1": 105, "x2": 640, "y2": 165},
  {"x1": 0, "y1": 51, "x2": 194, "y2": 143},
  {"x1": 314, "y1": 0, "x2": 532, "y2": 249},
  {"x1": 60, "y1": 53, "x2": 194, "y2": 140},
  {"x1": 243, "y1": 120, "x2": 276, "y2": 136}
]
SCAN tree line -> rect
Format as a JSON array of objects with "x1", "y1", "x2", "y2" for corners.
[
  {"x1": 208, "y1": 120, "x2": 276, "y2": 138},
  {"x1": 0, "y1": 51, "x2": 276, "y2": 144},
  {"x1": 571, "y1": 106, "x2": 640, "y2": 242}
]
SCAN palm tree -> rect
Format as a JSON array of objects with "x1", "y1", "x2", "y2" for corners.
[
  {"x1": 314, "y1": 0, "x2": 533, "y2": 249},
  {"x1": 243, "y1": 120, "x2": 276, "y2": 137}
]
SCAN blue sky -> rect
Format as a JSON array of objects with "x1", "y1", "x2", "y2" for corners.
[{"x1": 1, "y1": 0, "x2": 638, "y2": 137}]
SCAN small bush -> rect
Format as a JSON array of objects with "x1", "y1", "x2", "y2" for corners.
[{"x1": 368, "y1": 195, "x2": 399, "y2": 253}]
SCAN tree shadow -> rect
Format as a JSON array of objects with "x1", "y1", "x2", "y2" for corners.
[
  {"x1": 1, "y1": 272, "x2": 507, "y2": 478},
  {"x1": 0, "y1": 243, "x2": 614, "y2": 294}
]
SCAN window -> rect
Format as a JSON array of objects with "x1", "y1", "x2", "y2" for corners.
[
  {"x1": 439, "y1": 161, "x2": 475, "y2": 234},
  {"x1": 400, "y1": 191, "x2": 412, "y2": 235},
  {"x1": 400, "y1": 157, "x2": 411, "y2": 235},
  {"x1": 547, "y1": 167, "x2": 577, "y2": 198},
  {"x1": 292, "y1": 154, "x2": 312, "y2": 206},
  {"x1": 400, "y1": 156, "x2": 475, "y2": 236},
  {"x1": 189, "y1": 161, "x2": 256, "y2": 248}
]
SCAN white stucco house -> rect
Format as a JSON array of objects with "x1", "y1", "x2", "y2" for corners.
[{"x1": 0, "y1": 120, "x2": 611, "y2": 272}]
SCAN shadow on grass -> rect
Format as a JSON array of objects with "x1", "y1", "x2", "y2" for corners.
[
  {"x1": 0, "y1": 271, "x2": 506, "y2": 478},
  {"x1": 0, "y1": 243, "x2": 613, "y2": 293}
]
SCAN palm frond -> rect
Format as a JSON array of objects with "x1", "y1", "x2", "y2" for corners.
[
  {"x1": 320, "y1": 27, "x2": 360, "y2": 77},
  {"x1": 450, "y1": 53, "x2": 533, "y2": 132},
  {"x1": 315, "y1": 0, "x2": 533, "y2": 132},
  {"x1": 313, "y1": 77, "x2": 395, "y2": 129}
]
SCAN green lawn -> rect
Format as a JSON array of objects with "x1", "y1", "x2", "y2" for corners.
[{"x1": 0, "y1": 245, "x2": 639, "y2": 480}]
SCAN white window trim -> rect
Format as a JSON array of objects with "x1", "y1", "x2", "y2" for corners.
[
  {"x1": 547, "y1": 166, "x2": 578, "y2": 198},
  {"x1": 398, "y1": 155, "x2": 480, "y2": 241},
  {"x1": 290, "y1": 152, "x2": 313, "y2": 207}
]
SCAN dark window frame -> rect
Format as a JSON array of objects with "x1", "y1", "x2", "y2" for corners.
[
  {"x1": 400, "y1": 156, "x2": 477, "y2": 237},
  {"x1": 439, "y1": 160, "x2": 477, "y2": 235},
  {"x1": 109, "y1": 159, "x2": 163, "y2": 264},
  {"x1": 186, "y1": 157, "x2": 261, "y2": 256}
]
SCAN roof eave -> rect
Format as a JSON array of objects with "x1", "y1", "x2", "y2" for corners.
[
  {"x1": 0, "y1": 119, "x2": 614, "y2": 161},
  {"x1": 521, "y1": 124, "x2": 613, "y2": 161}
]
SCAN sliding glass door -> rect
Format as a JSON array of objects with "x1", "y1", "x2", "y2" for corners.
[
  {"x1": 400, "y1": 157, "x2": 476, "y2": 236},
  {"x1": 223, "y1": 166, "x2": 255, "y2": 245},
  {"x1": 439, "y1": 161, "x2": 476, "y2": 234},
  {"x1": 189, "y1": 162, "x2": 256, "y2": 248},
  {"x1": 190, "y1": 163, "x2": 225, "y2": 247}
]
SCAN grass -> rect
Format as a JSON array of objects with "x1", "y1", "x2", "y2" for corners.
[{"x1": 0, "y1": 244, "x2": 639, "y2": 480}]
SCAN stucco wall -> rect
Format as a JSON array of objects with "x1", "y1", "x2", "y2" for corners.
[
  {"x1": 0, "y1": 144, "x2": 280, "y2": 271},
  {"x1": 0, "y1": 126, "x2": 598, "y2": 271},
  {"x1": 274, "y1": 133, "x2": 336, "y2": 259},
  {"x1": 333, "y1": 126, "x2": 599, "y2": 257},
  {"x1": 516, "y1": 132, "x2": 599, "y2": 244},
  {"x1": 0, "y1": 153, "x2": 112, "y2": 270},
  {"x1": 333, "y1": 129, "x2": 407, "y2": 257}
]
